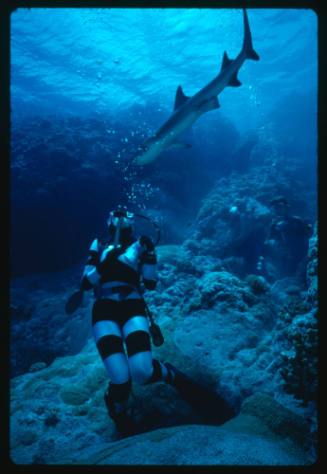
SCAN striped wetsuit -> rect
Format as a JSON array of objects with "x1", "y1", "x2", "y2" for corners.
[{"x1": 81, "y1": 236, "x2": 170, "y2": 411}]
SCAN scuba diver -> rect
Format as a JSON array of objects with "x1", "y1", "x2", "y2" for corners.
[
  {"x1": 66, "y1": 206, "x2": 235, "y2": 436},
  {"x1": 78, "y1": 206, "x2": 175, "y2": 434},
  {"x1": 257, "y1": 197, "x2": 312, "y2": 280},
  {"x1": 223, "y1": 200, "x2": 270, "y2": 275}
]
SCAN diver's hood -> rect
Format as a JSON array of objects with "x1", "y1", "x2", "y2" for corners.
[
  {"x1": 107, "y1": 207, "x2": 160, "y2": 246},
  {"x1": 107, "y1": 209, "x2": 134, "y2": 229}
]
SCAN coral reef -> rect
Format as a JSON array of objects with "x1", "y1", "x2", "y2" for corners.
[
  {"x1": 279, "y1": 308, "x2": 318, "y2": 406},
  {"x1": 306, "y1": 221, "x2": 318, "y2": 305},
  {"x1": 273, "y1": 226, "x2": 318, "y2": 408},
  {"x1": 9, "y1": 232, "x2": 318, "y2": 464},
  {"x1": 183, "y1": 168, "x2": 316, "y2": 278},
  {"x1": 9, "y1": 168, "x2": 318, "y2": 465},
  {"x1": 245, "y1": 274, "x2": 270, "y2": 295},
  {"x1": 10, "y1": 350, "x2": 314, "y2": 465},
  {"x1": 10, "y1": 268, "x2": 92, "y2": 376}
]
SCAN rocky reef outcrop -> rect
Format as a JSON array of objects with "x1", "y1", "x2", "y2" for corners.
[
  {"x1": 9, "y1": 156, "x2": 318, "y2": 464},
  {"x1": 10, "y1": 238, "x2": 318, "y2": 464},
  {"x1": 10, "y1": 265, "x2": 92, "y2": 376},
  {"x1": 306, "y1": 221, "x2": 318, "y2": 305},
  {"x1": 10, "y1": 339, "x2": 314, "y2": 465},
  {"x1": 183, "y1": 168, "x2": 316, "y2": 279}
]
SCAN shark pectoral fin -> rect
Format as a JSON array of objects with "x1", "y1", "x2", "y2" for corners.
[
  {"x1": 174, "y1": 85, "x2": 190, "y2": 110},
  {"x1": 220, "y1": 51, "x2": 233, "y2": 71},
  {"x1": 199, "y1": 96, "x2": 220, "y2": 113},
  {"x1": 228, "y1": 72, "x2": 242, "y2": 87},
  {"x1": 169, "y1": 141, "x2": 192, "y2": 150}
]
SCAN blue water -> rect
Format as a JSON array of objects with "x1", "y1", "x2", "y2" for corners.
[
  {"x1": 10, "y1": 8, "x2": 318, "y2": 276},
  {"x1": 11, "y1": 8, "x2": 317, "y2": 125}
]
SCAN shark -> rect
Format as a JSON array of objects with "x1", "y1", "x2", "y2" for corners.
[{"x1": 133, "y1": 9, "x2": 259, "y2": 166}]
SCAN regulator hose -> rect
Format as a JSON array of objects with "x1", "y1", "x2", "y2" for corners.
[{"x1": 134, "y1": 213, "x2": 161, "y2": 246}]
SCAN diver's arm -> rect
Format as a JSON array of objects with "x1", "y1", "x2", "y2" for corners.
[
  {"x1": 65, "y1": 239, "x2": 100, "y2": 314},
  {"x1": 80, "y1": 238, "x2": 101, "y2": 290},
  {"x1": 289, "y1": 216, "x2": 313, "y2": 237},
  {"x1": 139, "y1": 236, "x2": 158, "y2": 290},
  {"x1": 262, "y1": 220, "x2": 281, "y2": 253},
  {"x1": 267, "y1": 221, "x2": 280, "y2": 241}
]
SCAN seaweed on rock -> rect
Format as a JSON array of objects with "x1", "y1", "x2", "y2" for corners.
[{"x1": 279, "y1": 308, "x2": 318, "y2": 406}]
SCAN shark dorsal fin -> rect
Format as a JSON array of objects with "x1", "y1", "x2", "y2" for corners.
[
  {"x1": 174, "y1": 85, "x2": 190, "y2": 110},
  {"x1": 228, "y1": 72, "x2": 242, "y2": 87},
  {"x1": 220, "y1": 51, "x2": 233, "y2": 71}
]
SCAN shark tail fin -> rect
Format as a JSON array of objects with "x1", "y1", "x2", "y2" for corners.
[{"x1": 242, "y1": 8, "x2": 260, "y2": 61}]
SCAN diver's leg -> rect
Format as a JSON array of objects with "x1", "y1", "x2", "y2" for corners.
[
  {"x1": 92, "y1": 300, "x2": 133, "y2": 433},
  {"x1": 121, "y1": 301, "x2": 171, "y2": 384},
  {"x1": 93, "y1": 319, "x2": 130, "y2": 383}
]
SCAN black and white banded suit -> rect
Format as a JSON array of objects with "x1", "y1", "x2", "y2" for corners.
[{"x1": 80, "y1": 227, "x2": 172, "y2": 429}]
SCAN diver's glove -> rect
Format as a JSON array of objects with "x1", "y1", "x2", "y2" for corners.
[
  {"x1": 65, "y1": 276, "x2": 92, "y2": 315},
  {"x1": 80, "y1": 275, "x2": 94, "y2": 291},
  {"x1": 139, "y1": 235, "x2": 155, "y2": 252}
]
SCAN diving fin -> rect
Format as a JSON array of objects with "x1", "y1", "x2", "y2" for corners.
[
  {"x1": 165, "y1": 363, "x2": 235, "y2": 424},
  {"x1": 65, "y1": 290, "x2": 84, "y2": 314}
]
